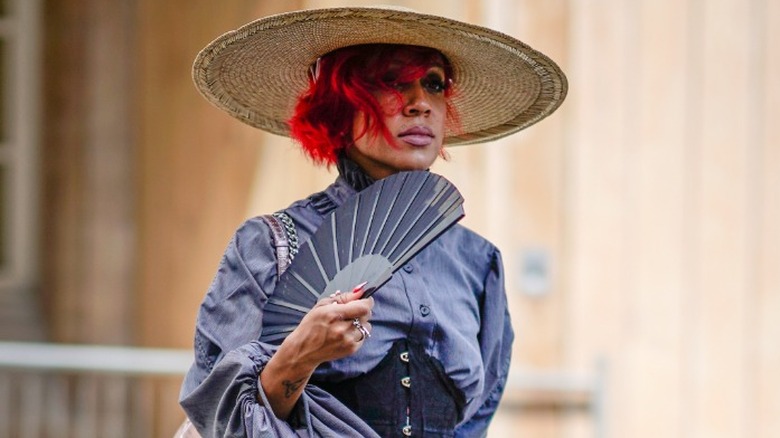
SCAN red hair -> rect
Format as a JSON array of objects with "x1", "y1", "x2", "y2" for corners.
[{"x1": 288, "y1": 44, "x2": 458, "y2": 166}]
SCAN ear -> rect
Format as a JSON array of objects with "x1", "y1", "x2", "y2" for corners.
[{"x1": 439, "y1": 145, "x2": 451, "y2": 161}]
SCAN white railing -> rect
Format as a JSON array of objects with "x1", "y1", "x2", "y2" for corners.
[
  {"x1": 0, "y1": 342, "x2": 192, "y2": 375},
  {"x1": 502, "y1": 362, "x2": 607, "y2": 438},
  {"x1": 0, "y1": 342, "x2": 193, "y2": 438},
  {"x1": 0, "y1": 342, "x2": 605, "y2": 438}
]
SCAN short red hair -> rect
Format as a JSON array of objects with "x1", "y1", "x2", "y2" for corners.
[{"x1": 288, "y1": 44, "x2": 458, "y2": 166}]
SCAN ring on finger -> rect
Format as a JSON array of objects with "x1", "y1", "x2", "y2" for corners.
[
  {"x1": 352, "y1": 318, "x2": 370, "y2": 341},
  {"x1": 329, "y1": 290, "x2": 346, "y2": 305}
]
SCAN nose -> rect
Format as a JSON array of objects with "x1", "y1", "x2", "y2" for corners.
[{"x1": 401, "y1": 80, "x2": 432, "y2": 117}]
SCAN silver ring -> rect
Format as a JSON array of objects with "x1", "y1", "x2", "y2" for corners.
[{"x1": 352, "y1": 318, "x2": 370, "y2": 341}]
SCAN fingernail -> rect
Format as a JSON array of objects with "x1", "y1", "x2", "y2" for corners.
[{"x1": 352, "y1": 282, "x2": 368, "y2": 293}]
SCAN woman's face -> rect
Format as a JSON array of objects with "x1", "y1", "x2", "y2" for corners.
[{"x1": 348, "y1": 51, "x2": 448, "y2": 180}]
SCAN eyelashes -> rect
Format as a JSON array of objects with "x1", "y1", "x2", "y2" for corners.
[{"x1": 380, "y1": 73, "x2": 449, "y2": 94}]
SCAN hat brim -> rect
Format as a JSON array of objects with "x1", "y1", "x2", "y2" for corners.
[{"x1": 193, "y1": 7, "x2": 568, "y2": 145}]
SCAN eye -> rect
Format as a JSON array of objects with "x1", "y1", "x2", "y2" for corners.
[
  {"x1": 381, "y1": 73, "x2": 396, "y2": 84},
  {"x1": 421, "y1": 75, "x2": 448, "y2": 94},
  {"x1": 381, "y1": 71, "x2": 403, "y2": 88}
]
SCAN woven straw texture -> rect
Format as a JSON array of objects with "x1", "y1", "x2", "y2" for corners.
[{"x1": 193, "y1": 7, "x2": 568, "y2": 145}]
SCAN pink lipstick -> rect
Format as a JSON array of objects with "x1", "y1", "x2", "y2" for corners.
[{"x1": 398, "y1": 126, "x2": 434, "y2": 147}]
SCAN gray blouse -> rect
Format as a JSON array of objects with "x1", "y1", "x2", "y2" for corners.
[{"x1": 179, "y1": 175, "x2": 514, "y2": 437}]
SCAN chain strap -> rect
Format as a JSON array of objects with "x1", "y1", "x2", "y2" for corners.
[{"x1": 272, "y1": 212, "x2": 298, "y2": 260}]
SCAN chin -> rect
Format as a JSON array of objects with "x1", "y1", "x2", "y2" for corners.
[{"x1": 398, "y1": 161, "x2": 433, "y2": 172}]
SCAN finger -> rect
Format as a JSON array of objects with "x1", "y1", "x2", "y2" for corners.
[
  {"x1": 315, "y1": 289, "x2": 348, "y2": 307},
  {"x1": 332, "y1": 290, "x2": 351, "y2": 305},
  {"x1": 351, "y1": 318, "x2": 371, "y2": 342},
  {"x1": 315, "y1": 282, "x2": 372, "y2": 309},
  {"x1": 335, "y1": 282, "x2": 368, "y2": 303},
  {"x1": 314, "y1": 296, "x2": 340, "y2": 308},
  {"x1": 331, "y1": 299, "x2": 373, "y2": 320}
]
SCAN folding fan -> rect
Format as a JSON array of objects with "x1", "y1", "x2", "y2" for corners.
[{"x1": 260, "y1": 170, "x2": 464, "y2": 344}]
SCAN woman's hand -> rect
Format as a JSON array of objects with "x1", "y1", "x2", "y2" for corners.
[
  {"x1": 259, "y1": 284, "x2": 374, "y2": 419},
  {"x1": 285, "y1": 285, "x2": 374, "y2": 367}
]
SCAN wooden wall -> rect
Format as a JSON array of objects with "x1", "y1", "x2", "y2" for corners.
[
  {"x1": 562, "y1": 0, "x2": 779, "y2": 437},
  {"x1": 42, "y1": 0, "x2": 137, "y2": 343},
  {"x1": 41, "y1": 0, "x2": 779, "y2": 437},
  {"x1": 134, "y1": 0, "x2": 307, "y2": 348}
]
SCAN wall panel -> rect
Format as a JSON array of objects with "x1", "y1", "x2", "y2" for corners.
[
  {"x1": 756, "y1": 1, "x2": 780, "y2": 436},
  {"x1": 623, "y1": 0, "x2": 689, "y2": 435},
  {"x1": 690, "y1": 0, "x2": 752, "y2": 436},
  {"x1": 42, "y1": 0, "x2": 136, "y2": 344},
  {"x1": 136, "y1": 0, "x2": 302, "y2": 347},
  {"x1": 567, "y1": 0, "x2": 634, "y2": 436}
]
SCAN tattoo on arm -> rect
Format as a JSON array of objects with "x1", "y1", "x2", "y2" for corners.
[{"x1": 282, "y1": 377, "x2": 306, "y2": 398}]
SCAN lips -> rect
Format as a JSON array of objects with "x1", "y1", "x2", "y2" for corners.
[{"x1": 398, "y1": 126, "x2": 434, "y2": 147}]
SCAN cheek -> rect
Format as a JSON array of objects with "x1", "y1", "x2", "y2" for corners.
[
  {"x1": 352, "y1": 112, "x2": 373, "y2": 140},
  {"x1": 433, "y1": 105, "x2": 447, "y2": 132},
  {"x1": 377, "y1": 93, "x2": 403, "y2": 116}
]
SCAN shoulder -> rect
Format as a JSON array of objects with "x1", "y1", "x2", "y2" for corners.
[
  {"x1": 207, "y1": 216, "x2": 278, "y2": 294},
  {"x1": 422, "y1": 224, "x2": 502, "y2": 279},
  {"x1": 439, "y1": 224, "x2": 500, "y2": 260},
  {"x1": 231, "y1": 215, "x2": 274, "y2": 255},
  {"x1": 277, "y1": 178, "x2": 355, "y2": 237}
]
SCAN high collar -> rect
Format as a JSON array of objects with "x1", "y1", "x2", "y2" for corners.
[{"x1": 336, "y1": 153, "x2": 375, "y2": 192}]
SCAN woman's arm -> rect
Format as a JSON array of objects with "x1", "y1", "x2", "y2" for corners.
[
  {"x1": 179, "y1": 218, "x2": 372, "y2": 436},
  {"x1": 259, "y1": 291, "x2": 373, "y2": 419},
  {"x1": 455, "y1": 249, "x2": 514, "y2": 437}
]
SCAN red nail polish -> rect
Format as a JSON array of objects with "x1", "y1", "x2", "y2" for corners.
[{"x1": 352, "y1": 281, "x2": 368, "y2": 293}]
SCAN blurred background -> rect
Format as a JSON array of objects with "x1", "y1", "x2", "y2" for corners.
[{"x1": 0, "y1": 0, "x2": 777, "y2": 436}]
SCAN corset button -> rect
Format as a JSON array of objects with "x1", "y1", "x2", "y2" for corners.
[
  {"x1": 402, "y1": 425, "x2": 412, "y2": 436},
  {"x1": 400, "y1": 351, "x2": 409, "y2": 363},
  {"x1": 401, "y1": 376, "x2": 411, "y2": 388}
]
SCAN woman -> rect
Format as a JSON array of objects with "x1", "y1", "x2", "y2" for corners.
[{"x1": 179, "y1": 6, "x2": 567, "y2": 438}]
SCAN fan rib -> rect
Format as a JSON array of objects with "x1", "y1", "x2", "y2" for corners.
[
  {"x1": 366, "y1": 173, "x2": 408, "y2": 255},
  {"x1": 307, "y1": 241, "x2": 331, "y2": 291},
  {"x1": 266, "y1": 297, "x2": 313, "y2": 314},
  {"x1": 394, "y1": 206, "x2": 463, "y2": 268},
  {"x1": 330, "y1": 215, "x2": 340, "y2": 272},
  {"x1": 290, "y1": 270, "x2": 322, "y2": 300},
  {"x1": 374, "y1": 174, "x2": 423, "y2": 255},
  {"x1": 386, "y1": 189, "x2": 463, "y2": 264},
  {"x1": 261, "y1": 328, "x2": 297, "y2": 343},
  {"x1": 382, "y1": 190, "x2": 438, "y2": 261},
  {"x1": 347, "y1": 200, "x2": 359, "y2": 288},
  {"x1": 348, "y1": 200, "x2": 358, "y2": 262},
  {"x1": 357, "y1": 182, "x2": 383, "y2": 257},
  {"x1": 260, "y1": 325, "x2": 298, "y2": 337}
]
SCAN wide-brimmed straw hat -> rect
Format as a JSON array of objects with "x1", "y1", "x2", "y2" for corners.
[{"x1": 193, "y1": 6, "x2": 567, "y2": 145}]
